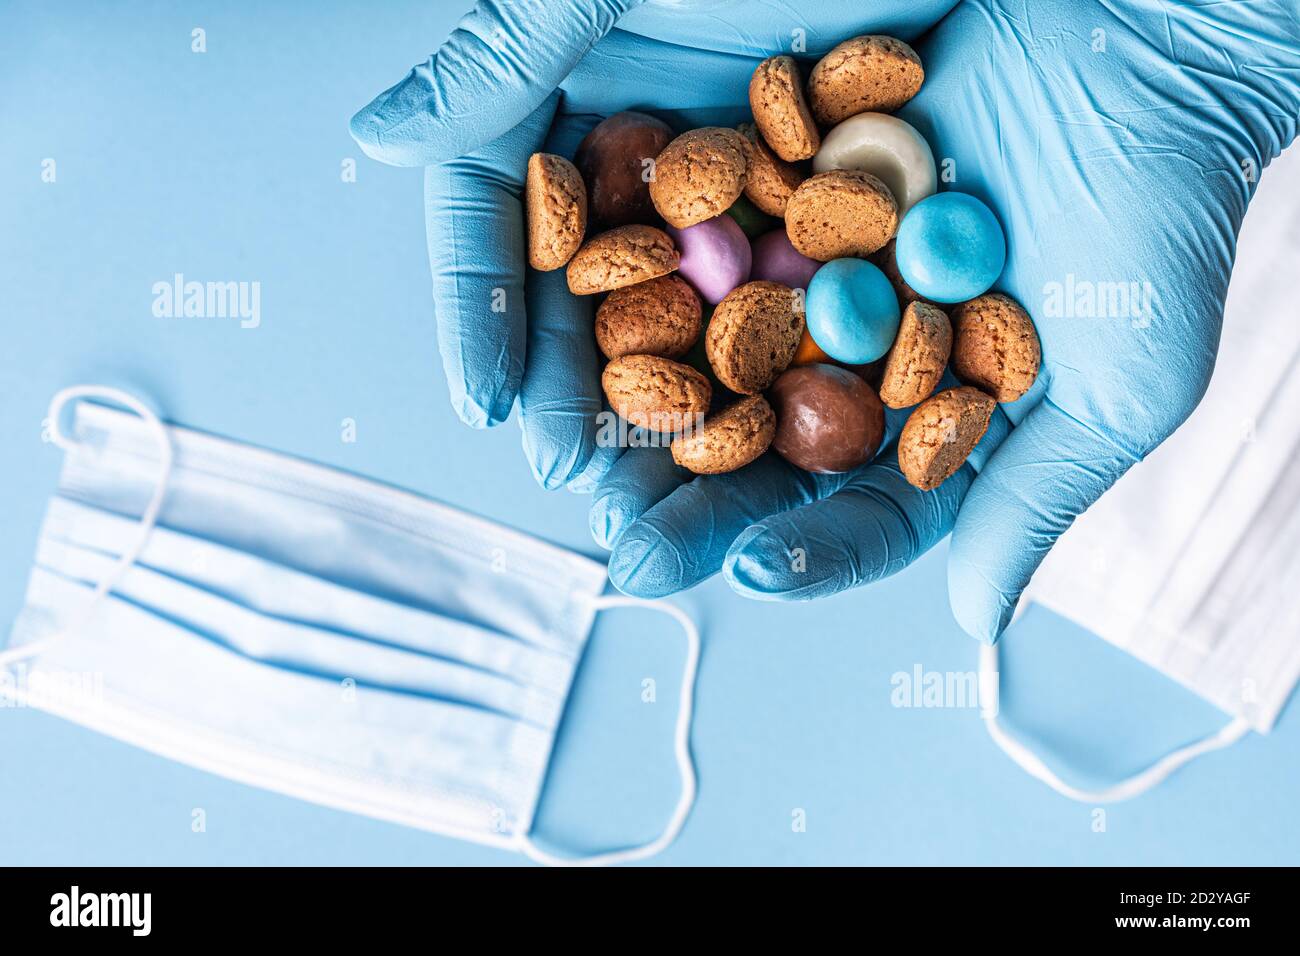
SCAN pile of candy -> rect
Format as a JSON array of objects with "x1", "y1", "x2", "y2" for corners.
[{"x1": 525, "y1": 34, "x2": 1040, "y2": 489}]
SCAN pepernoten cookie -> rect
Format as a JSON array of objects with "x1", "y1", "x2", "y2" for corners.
[
  {"x1": 649, "y1": 127, "x2": 750, "y2": 228},
  {"x1": 950, "y1": 293, "x2": 1041, "y2": 402},
  {"x1": 595, "y1": 275, "x2": 703, "y2": 360},
  {"x1": 807, "y1": 35, "x2": 924, "y2": 126},
  {"x1": 898, "y1": 386, "x2": 995, "y2": 490},
  {"x1": 671, "y1": 395, "x2": 776, "y2": 475},
  {"x1": 748, "y1": 56, "x2": 820, "y2": 162},
  {"x1": 705, "y1": 281, "x2": 805, "y2": 394},
  {"x1": 878, "y1": 301, "x2": 952, "y2": 408},
  {"x1": 526, "y1": 153, "x2": 587, "y2": 271},
  {"x1": 566, "y1": 225, "x2": 679, "y2": 295},
  {"x1": 784, "y1": 169, "x2": 898, "y2": 260},
  {"x1": 602, "y1": 354, "x2": 712, "y2": 434},
  {"x1": 738, "y1": 123, "x2": 805, "y2": 217}
]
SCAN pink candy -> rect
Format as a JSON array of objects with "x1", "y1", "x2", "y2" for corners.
[
  {"x1": 750, "y1": 229, "x2": 821, "y2": 289},
  {"x1": 667, "y1": 216, "x2": 751, "y2": 304},
  {"x1": 667, "y1": 220, "x2": 821, "y2": 305}
]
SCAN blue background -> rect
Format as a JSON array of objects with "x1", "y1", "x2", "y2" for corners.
[{"x1": 1, "y1": 0, "x2": 1296, "y2": 866}]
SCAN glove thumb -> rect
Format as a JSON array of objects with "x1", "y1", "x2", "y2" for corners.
[
  {"x1": 947, "y1": 398, "x2": 1142, "y2": 644},
  {"x1": 351, "y1": 0, "x2": 644, "y2": 166}
]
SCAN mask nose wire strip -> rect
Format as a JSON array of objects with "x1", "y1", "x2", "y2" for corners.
[
  {"x1": 517, "y1": 595, "x2": 700, "y2": 867},
  {"x1": 0, "y1": 385, "x2": 173, "y2": 671},
  {"x1": 978, "y1": 643, "x2": 1251, "y2": 803}
]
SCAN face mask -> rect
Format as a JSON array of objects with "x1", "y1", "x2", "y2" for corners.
[
  {"x1": 1, "y1": 386, "x2": 699, "y2": 866},
  {"x1": 982, "y1": 144, "x2": 1300, "y2": 801}
]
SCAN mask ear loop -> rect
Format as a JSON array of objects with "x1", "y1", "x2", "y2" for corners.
[
  {"x1": 517, "y1": 595, "x2": 700, "y2": 867},
  {"x1": 979, "y1": 642, "x2": 1251, "y2": 802},
  {"x1": 0, "y1": 386, "x2": 173, "y2": 672}
]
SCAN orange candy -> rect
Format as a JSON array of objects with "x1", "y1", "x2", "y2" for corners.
[{"x1": 791, "y1": 327, "x2": 834, "y2": 366}]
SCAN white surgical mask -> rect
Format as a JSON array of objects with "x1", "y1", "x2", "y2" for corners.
[
  {"x1": 1, "y1": 386, "x2": 699, "y2": 866},
  {"x1": 982, "y1": 142, "x2": 1300, "y2": 801}
]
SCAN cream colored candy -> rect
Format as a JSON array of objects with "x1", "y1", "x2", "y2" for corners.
[{"x1": 812, "y1": 113, "x2": 936, "y2": 217}]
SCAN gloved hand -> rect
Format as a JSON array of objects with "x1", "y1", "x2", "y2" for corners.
[
  {"x1": 592, "y1": 0, "x2": 1300, "y2": 641},
  {"x1": 349, "y1": 0, "x2": 958, "y2": 490}
]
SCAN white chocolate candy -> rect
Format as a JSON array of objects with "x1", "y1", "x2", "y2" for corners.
[{"x1": 812, "y1": 113, "x2": 936, "y2": 216}]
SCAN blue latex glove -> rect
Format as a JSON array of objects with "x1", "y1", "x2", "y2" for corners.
[
  {"x1": 350, "y1": 0, "x2": 957, "y2": 489},
  {"x1": 593, "y1": 0, "x2": 1300, "y2": 641}
]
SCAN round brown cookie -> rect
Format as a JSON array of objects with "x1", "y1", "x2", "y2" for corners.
[
  {"x1": 648, "y1": 127, "x2": 750, "y2": 228},
  {"x1": 595, "y1": 275, "x2": 703, "y2": 360},
  {"x1": 784, "y1": 169, "x2": 898, "y2": 260},
  {"x1": 878, "y1": 302, "x2": 952, "y2": 409},
  {"x1": 705, "y1": 281, "x2": 805, "y2": 395},
  {"x1": 748, "y1": 55, "x2": 820, "y2": 162},
  {"x1": 898, "y1": 386, "x2": 996, "y2": 491},
  {"x1": 950, "y1": 293, "x2": 1041, "y2": 402},
  {"x1": 671, "y1": 395, "x2": 776, "y2": 475},
  {"x1": 602, "y1": 354, "x2": 712, "y2": 434},
  {"x1": 566, "y1": 225, "x2": 679, "y2": 295},
  {"x1": 738, "y1": 123, "x2": 805, "y2": 217},
  {"x1": 526, "y1": 153, "x2": 587, "y2": 271},
  {"x1": 870, "y1": 238, "x2": 937, "y2": 308},
  {"x1": 807, "y1": 35, "x2": 924, "y2": 126}
]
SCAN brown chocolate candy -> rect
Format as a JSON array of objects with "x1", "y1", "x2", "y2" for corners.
[
  {"x1": 769, "y1": 363, "x2": 885, "y2": 474},
  {"x1": 575, "y1": 111, "x2": 673, "y2": 227}
]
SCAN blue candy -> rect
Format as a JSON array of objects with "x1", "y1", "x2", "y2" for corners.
[
  {"x1": 895, "y1": 192, "x2": 1006, "y2": 304},
  {"x1": 805, "y1": 259, "x2": 900, "y2": 365}
]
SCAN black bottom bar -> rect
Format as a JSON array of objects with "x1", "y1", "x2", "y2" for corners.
[{"x1": 1, "y1": 866, "x2": 1289, "y2": 940}]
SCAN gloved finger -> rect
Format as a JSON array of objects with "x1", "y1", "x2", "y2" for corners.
[
  {"x1": 608, "y1": 456, "x2": 849, "y2": 598},
  {"x1": 723, "y1": 446, "x2": 969, "y2": 600},
  {"x1": 603, "y1": 389, "x2": 924, "y2": 596},
  {"x1": 519, "y1": 113, "x2": 606, "y2": 489},
  {"x1": 560, "y1": 28, "x2": 762, "y2": 115},
  {"x1": 351, "y1": 0, "x2": 643, "y2": 167},
  {"x1": 424, "y1": 96, "x2": 557, "y2": 428},
  {"x1": 589, "y1": 446, "x2": 690, "y2": 550},
  {"x1": 565, "y1": 440, "x2": 624, "y2": 496},
  {"x1": 722, "y1": 400, "x2": 1013, "y2": 600},
  {"x1": 947, "y1": 397, "x2": 1141, "y2": 644},
  {"x1": 519, "y1": 269, "x2": 602, "y2": 488},
  {"x1": 614, "y1": 0, "x2": 960, "y2": 57}
]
